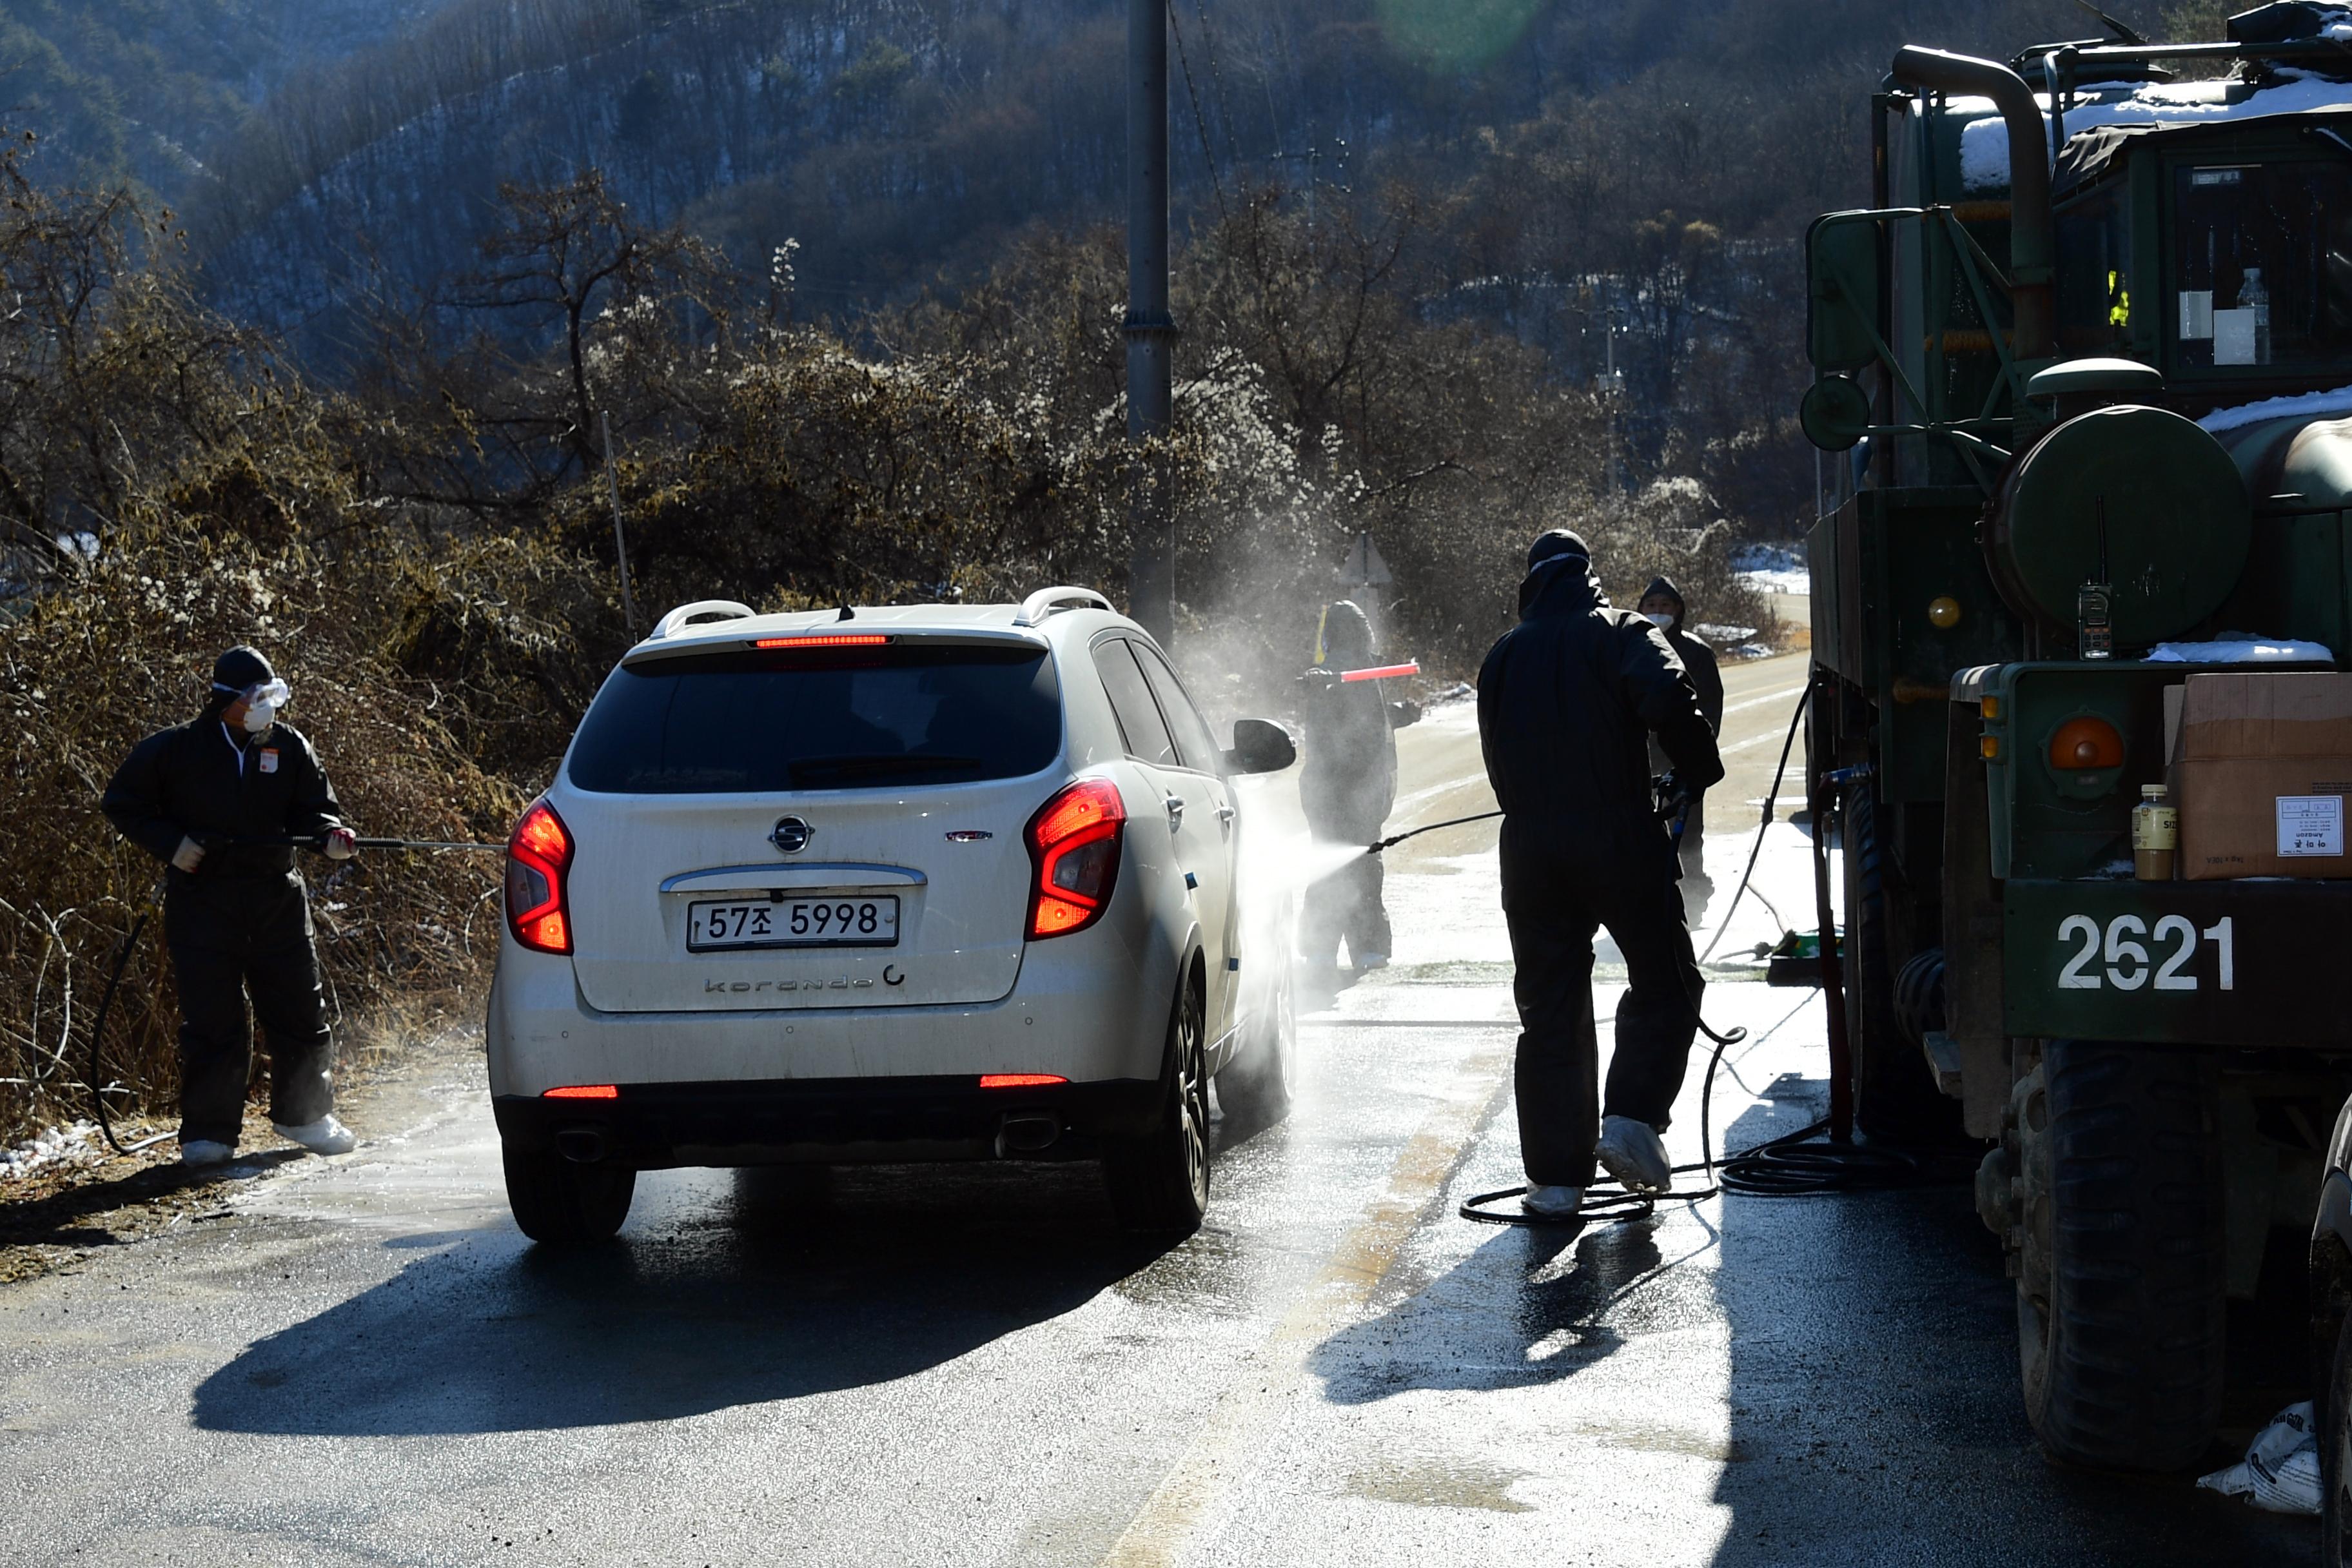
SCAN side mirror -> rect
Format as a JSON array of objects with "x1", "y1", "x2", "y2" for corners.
[
  {"x1": 1800, "y1": 374, "x2": 1871, "y2": 452},
  {"x1": 1806, "y1": 211, "x2": 1883, "y2": 374},
  {"x1": 1224, "y1": 718, "x2": 1297, "y2": 776}
]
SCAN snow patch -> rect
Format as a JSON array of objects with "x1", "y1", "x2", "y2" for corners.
[
  {"x1": 1731, "y1": 542, "x2": 1809, "y2": 598},
  {"x1": 1959, "y1": 73, "x2": 2352, "y2": 191},
  {"x1": 2146, "y1": 632, "x2": 2336, "y2": 663},
  {"x1": 0, "y1": 1121, "x2": 101, "y2": 1181},
  {"x1": 2198, "y1": 382, "x2": 2352, "y2": 435}
]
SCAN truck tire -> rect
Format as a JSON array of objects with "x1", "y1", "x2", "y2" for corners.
[
  {"x1": 502, "y1": 1142, "x2": 635, "y2": 1246},
  {"x1": 1215, "y1": 952, "x2": 1294, "y2": 1132},
  {"x1": 2012, "y1": 1041, "x2": 2225, "y2": 1470},
  {"x1": 1105, "y1": 975, "x2": 1210, "y2": 1235},
  {"x1": 1841, "y1": 782, "x2": 1957, "y2": 1141},
  {"x1": 2326, "y1": 1308, "x2": 2352, "y2": 1567}
]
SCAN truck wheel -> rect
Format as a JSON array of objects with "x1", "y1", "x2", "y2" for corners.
[
  {"x1": 502, "y1": 1142, "x2": 635, "y2": 1245},
  {"x1": 2327, "y1": 1309, "x2": 2352, "y2": 1566},
  {"x1": 1106, "y1": 977, "x2": 1210, "y2": 1235},
  {"x1": 1840, "y1": 782, "x2": 1957, "y2": 1141},
  {"x1": 2012, "y1": 1041, "x2": 2224, "y2": 1470},
  {"x1": 1215, "y1": 953, "x2": 1295, "y2": 1131}
]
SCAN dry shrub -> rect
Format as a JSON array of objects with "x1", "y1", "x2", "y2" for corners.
[{"x1": 0, "y1": 529, "x2": 525, "y2": 1137}]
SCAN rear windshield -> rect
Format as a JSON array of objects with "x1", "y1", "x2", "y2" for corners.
[{"x1": 567, "y1": 643, "x2": 1063, "y2": 794}]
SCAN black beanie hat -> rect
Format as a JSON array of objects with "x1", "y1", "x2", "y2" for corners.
[
  {"x1": 1525, "y1": 529, "x2": 1591, "y2": 569},
  {"x1": 211, "y1": 645, "x2": 275, "y2": 692}
]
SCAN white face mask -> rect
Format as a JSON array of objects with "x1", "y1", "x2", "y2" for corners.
[
  {"x1": 238, "y1": 679, "x2": 290, "y2": 734},
  {"x1": 1644, "y1": 611, "x2": 1674, "y2": 629}
]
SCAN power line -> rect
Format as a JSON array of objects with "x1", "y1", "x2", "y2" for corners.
[
  {"x1": 1191, "y1": 0, "x2": 1246, "y2": 174},
  {"x1": 1166, "y1": 0, "x2": 1230, "y2": 222}
]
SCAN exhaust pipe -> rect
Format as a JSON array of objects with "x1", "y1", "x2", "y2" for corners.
[
  {"x1": 1890, "y1": 46, "x2": 2056, "y2": 362},
  {"x1": 554, "y1": 1127, "x2": 609, "y2": 1164},
  {"x1": 995, "y1": 1113, "x2": 1062, "y2": 1157}
]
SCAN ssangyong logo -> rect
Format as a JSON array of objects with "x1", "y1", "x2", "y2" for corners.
[{"x1": 770, "y1": 815, "x2": 812, "y2": 854}]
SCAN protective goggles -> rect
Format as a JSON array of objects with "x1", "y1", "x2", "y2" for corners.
[{"x1": 212, "y1": 677, "x2": 291, "y2": 709}]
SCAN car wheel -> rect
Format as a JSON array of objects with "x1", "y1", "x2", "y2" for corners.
[
  {"x1": 1215, "y1": 950, "x2": 1294, "y2": 1130},
  {"x1": 2329, "y1": 1309, "x2": 2352, "y2": 1567},
  {"x1": 503, "y1": 1141, "x2": 636, "y2": 1245},
  {"x1": 1105, "y1": 975, "x2": 1210, "y2": 1235}
]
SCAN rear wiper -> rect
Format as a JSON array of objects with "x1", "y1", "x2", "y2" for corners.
[{"x1": 790, "y1": 754, "x2": 985, "y2": 781}]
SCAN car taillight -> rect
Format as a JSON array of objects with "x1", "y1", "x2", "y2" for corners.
[
  {"x1": 505, "y1": 799, "x2": 574, "y2": 954},
  {"x1": 1025, "y1": 778, "x2": 1126, "y2": 939}
]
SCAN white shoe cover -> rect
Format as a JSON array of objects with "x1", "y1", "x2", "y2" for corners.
[
  {"x1": 180, "y1": 1139, "x2": 234, "y2": 1168},
  {"x1": 273, "y1": 1115, "x2": 357, "y2": 1155},
  {"x1": 1520, "y1": 1183, "x2": 1584, "y2": 1219},
  {"x1": 1598, "y1": 1115, "x2": 1672, "y2": 1194}
]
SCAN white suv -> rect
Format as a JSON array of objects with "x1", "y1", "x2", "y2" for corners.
[{"x1": 487, "y1": 588, "x2": 1298, "y2": 1243}]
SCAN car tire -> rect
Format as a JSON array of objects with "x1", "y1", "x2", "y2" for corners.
[
  {"x1": 1105, "y1": 975, "x2": 1210, "y2": 1235},
  {"x1": 503, "y1": 1141, "x2": 636, "y2": 1245},
  {"x1": 2012, "y1": 1041, "x2": 2225, "y2": 1471},
  {"x1": 1216, "y1": 952, "x2": 1295, "y2": 1130}
]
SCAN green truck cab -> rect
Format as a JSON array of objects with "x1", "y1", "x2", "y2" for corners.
[{"x1": 1801, "y1": 6, "x2": 2352, "y2": 1471}]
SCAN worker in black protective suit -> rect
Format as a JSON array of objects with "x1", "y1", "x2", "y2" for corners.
[
  {"x1": 1477, "y1": 532, "x2": 1724, "y2": 1221},
  {"x1": 1297, "y1": 600, "x2": 1420, "y2": 972},
  {"x1": 101, "y1": 647, "x2": 360, "y2": 1168},
  {"x1": 1638, "y1": 575, "x2": 1724, "y2": 888}
]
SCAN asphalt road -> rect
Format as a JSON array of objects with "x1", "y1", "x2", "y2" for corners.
[{"x1": 0, "y1": 652, "x2": 2317, "y2": 1565}]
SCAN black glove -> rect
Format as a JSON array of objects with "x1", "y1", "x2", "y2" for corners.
[{"x1": 1653, "y1": 772, "x2": 1695, "y2": 823}]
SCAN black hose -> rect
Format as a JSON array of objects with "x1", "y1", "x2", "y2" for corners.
[
  {"x1": 83, "y1": 879, "x2": 173, "y2": 1157},
  {"x1": 1697, "y1": 684, "x2": 1812, "y2": 965},
  {"x1": 1368, "y1": 811, "x2": 1504, "y2": 853}
]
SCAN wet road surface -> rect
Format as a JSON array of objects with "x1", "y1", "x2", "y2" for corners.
[{"x1": 0, "y1": 654, "x2": 2317, "y2": 1565}]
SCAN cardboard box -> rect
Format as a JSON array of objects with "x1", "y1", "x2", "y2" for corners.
[{"x1": 2174, "y1": 672, "x2": 2352, "y2": 880}]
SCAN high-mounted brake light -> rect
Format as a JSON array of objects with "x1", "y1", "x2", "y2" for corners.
[
  {"x1": 1025, "y1": 777, "x2": 1126, "y2": 939},
  {"x1": 505, "y1": 798, "x2": 574, "y2": 954},
  {"x1": 752, "y1": 634, "x2": 891, "y2": 649},
  {"x1": 542, "y1": 1084, "x2": 618, "y2": 1099},
  {"x1": 979, "y1": 1073, "x2": 1068, "y2": 1089}
]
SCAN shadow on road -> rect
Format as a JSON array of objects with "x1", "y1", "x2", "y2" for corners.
[
  {"x1": 1304, "y1": 1213, "x2": 1711, "y2": 1404},
  {"x1": 191, "y1": 1161, "x2": 1176, "y2": 1437},
  {"x1": 0, "y1": 1148, "x2": 305, "y2": 1250},
  {"x1": 1704, "y1": 1093, "x2": 2315, "y2": 1567}
]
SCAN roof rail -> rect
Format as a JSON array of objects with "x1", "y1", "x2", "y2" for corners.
[
  {"x1": 1013, "y1": 586, "x2": 1115, "y2": 627},
  {"x1": 650, "y1": 600, "x2": 757, "y2": 640}
]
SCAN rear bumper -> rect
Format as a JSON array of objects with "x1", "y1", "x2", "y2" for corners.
[{"x1": 493, "y1": 1075, "x2": 1162, "y2": 1168}]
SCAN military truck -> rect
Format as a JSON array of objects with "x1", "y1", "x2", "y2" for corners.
[{"x1": 1799, "y1": 4, "x2": 2352, "y2": 1471}]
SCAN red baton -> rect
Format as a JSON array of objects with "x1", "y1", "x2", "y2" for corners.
[{"x1": 1339, "y1": 662, "x2": 1420, "y2": 683}]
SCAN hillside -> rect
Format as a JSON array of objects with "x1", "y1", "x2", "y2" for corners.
[{"x1": 0, "y1": 0, "x2": 449, "y2": 192}]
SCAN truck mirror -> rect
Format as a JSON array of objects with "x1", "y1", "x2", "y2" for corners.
[
  {"x1": 1807, "y1": 212, "x2": 1883, "y2": 373},
  {"x1": 1801, "y1": 375, "x2": 1872, "y2": 452}
]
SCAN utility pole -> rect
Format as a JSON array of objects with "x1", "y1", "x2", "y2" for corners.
[{"x1": 1124, "y1": 0, "x2": 1176, "y2": 643}]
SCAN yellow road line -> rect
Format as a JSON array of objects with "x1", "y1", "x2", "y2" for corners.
[{"x1": 1099, "y1": 1032, "x2": 1517, "y2": 1568}]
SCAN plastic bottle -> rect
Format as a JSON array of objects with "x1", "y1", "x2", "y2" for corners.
[
  {"x1": 2133, "y1": 783, "x2": 2178, "y2": 881},
  {"x1": 2239, "y1": 268, "x2": 2271, "y2": 365}
]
